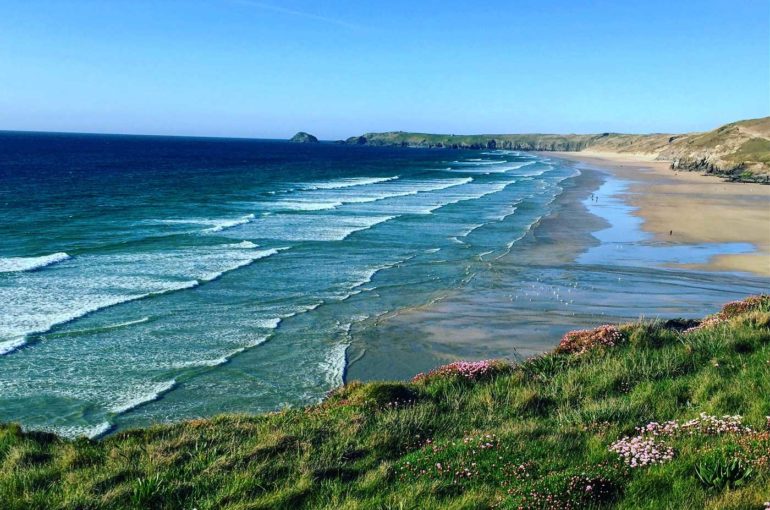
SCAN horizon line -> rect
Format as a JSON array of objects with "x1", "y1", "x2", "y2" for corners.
[{"x1": 2, "y1": 115, "x2": 766, "y2": 141}]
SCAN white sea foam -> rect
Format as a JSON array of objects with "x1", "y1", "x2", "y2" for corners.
[
  {"x1": 334, "y1": 258, "x2": 407, "y2": 301},
  {"x1": 302, "y1": 302, "x2": 324, "y2": 313},
  {"x1": 0, "y1": 252, "x2": 70, "y2": 273},
  {"x1": 170, "y1": 356, "x2": 229, "y2": 369},
  {"x1": 338, "y1": 289, "x2": 363, "y2": 302},
  {"x1": 340, "y1": 178, "x2": 473, "y2": 202},
  {"x1": 0, "y1": 281, "x2": 198, "y2": 357},
  {"x1": 265, "y1": 177, "x2": 474, "y2": 212},
  {"x1": 267, "y1": 200, "x2": 343, "y2": 211},
  {"x1": 237, "y1": 214, "x2": 398, "y2": 241},
  {"x1": 39, "y1": 421, "x2": 113, "y2": 440},
  {"x1": 255, "y1": 317, "x2": 282, "y2": 329},
  {"x1": 224, "y1": 241, "x2": 258, "y2": 249},
  {"x1": 286, "y1": 302, "x2": 325, "y2": 319},
  {"x1": 203, "y1": 214, "x2": 256, "y2": 233},
  {"x1": 496, "y1": 226, "x2": 536, "y2": 258},
  {"x1": 516, "y1": 169, "x2": 549, "y2": 178},
  {"x1": 152, "y1": 214, "x2": 256, "y2": 233},
  {"x1": 0, "y1": 245, "x2": 283, "y2": 357},
  {"x1": 302, "y1": 176, "x2": 399, "y2": 190},
  {"x1": 0, "y1": 337, "x2": 26, "y2": 356},
  {"x1": 110, "y1": 379, "x2": 176, "y2": 414},
  {"x1": 47, "y1": 316, "x2": 152, "y2": 338},
  {"x1": 105, "y1": 316, "x2": 151, "y2": 329},
  {"x1": 350, "y1": 260, "x2": 399, "y2": 288},
  {"x1": 511, "y1": 161, "x2": 537, "y2": 169},
  {"x1": 321, "y1": 342, "x2": 348, "y2": 387},
  {"x1": 481, "y1": 150, "x2": 521, "y2": 156},
  {"x1": 340, "y1": 177, "x2": 489, "y2": 216},
  {"x1": 200, "y1": 248, "x2": 279, "y2": 282},
  {"x1": 452, "y1": 160, "x2": 506, "y2": 166},
  {"x1": 447, "y1": 161, "x2": 536, "y2": 174},
  {"x1": 460, "y1": 224, "x2": 485, "y2": 237},
  {"x1": 492, "y1": 206, "x2": 519, "y2": 222},
  {"x1": 168, "y1": 335, "x2": 270, "y2": 369},
  {"x1": 244, "y1": 335, "x2": 270, "y2": 348},
  {"x1": 393, "y1": 180, "x2": 513, "y2": 216}
]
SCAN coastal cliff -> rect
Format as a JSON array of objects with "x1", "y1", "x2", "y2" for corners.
[
  {"x1": 347, "y1": 117, "x2": 770, "y2": 183},
  {"x1": 345, "y1": 132, "x2": 599, "y2": 151}
]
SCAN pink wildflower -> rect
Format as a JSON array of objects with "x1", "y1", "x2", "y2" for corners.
[
  {"x1": 556, "y1": 325, "x2": 624, "y2": 355},
  {"x1": 412, "y1": 359, "x2": 508, "y2": 382}
]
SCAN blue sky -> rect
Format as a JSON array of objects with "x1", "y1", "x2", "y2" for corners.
[{"x1": 0, "y1": 0, "x2": 767, "y2": 139}]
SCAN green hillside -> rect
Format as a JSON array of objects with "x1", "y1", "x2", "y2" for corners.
[
  {"x1": 346, "y1": 117, "x2": 770, "y2": 183},
  {"x1": 2, "y1": 296, "x2": 770, "y2": 509},
  {"x1": 345, "y1": 132, "x2": 601, "y2": 151}
]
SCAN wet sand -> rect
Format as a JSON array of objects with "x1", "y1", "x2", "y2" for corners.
[
  {"x1": 550, "y1": 151, "x2": 770, "y2": 276},
  {"x1": 346, "y1": 162, "x2": 770, "y2": 382}
]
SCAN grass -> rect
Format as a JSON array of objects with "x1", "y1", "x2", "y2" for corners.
[
  {"x1": 1, "y1": 296, "x2": 770, "y2": 509},
  {"x1": 727, "y1": 138, "x2": 770, "y2": 166},
  {"x1": 350, "y1": 118, "x2": 770, "y2": 180},
  {"x1": 348, "y1": 131, "x2": 602, "y2": 151}
]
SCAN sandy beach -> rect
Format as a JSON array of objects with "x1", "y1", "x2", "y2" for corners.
[
  {"x1": 550, "y1": 151, "x2": 770, "y2": 276},
  {"x1": 346, "y1": 163, "x2": 770, "y2": 381}
]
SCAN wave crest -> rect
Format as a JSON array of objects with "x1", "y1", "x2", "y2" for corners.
[{"x1": 0, "y1": 252, "x2": 70, "y2": 273}]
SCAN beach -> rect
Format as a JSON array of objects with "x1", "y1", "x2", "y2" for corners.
[
  {"x1": 550, "y1": 151, "x2": 770, "y2": 276},
  {"x1": 347, "y1": 160, "x2": 770, "y2": 381}
]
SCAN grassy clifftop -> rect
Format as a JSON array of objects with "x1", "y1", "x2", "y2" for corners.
[
  {"x1": 345, "y1": 132, "x2": 602, "y2": 151},
  {"x1": 2, "y1": 296, "x2": 770, "y2": 509},
  {"x1": 346, "y1": 117, "x2": 770, "y2": 183},
  {"x1": 659, "y1": 117, "x2": 770, "y2": 181}
]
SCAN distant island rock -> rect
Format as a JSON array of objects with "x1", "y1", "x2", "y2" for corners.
[{"x1": 289, "y1": 132, "x2": 319, "y2": 143}]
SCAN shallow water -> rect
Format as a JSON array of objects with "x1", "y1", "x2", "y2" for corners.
[
  {"x1": 1, "y1": 133, "x2": 589, "y2": 437},
  {"x1": 346, "y1": 164, "x2": 770, "y2": 380},
  {"x1": 1, "y1": 134, "x2": 767, "y2": 437}
]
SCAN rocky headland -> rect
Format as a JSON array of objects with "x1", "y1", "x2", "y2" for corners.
[{"x1": 346, "y1": 117, "x2": 770, "y2": 183}]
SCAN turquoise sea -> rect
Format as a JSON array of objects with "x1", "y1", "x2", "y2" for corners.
[{"x1": 1, "y1": 132, "x2": 767, "y2": 437}]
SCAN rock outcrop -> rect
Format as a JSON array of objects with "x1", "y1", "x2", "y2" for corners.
[{"x1": 289, "y1": 132, "x2": 319, "y2": 143}]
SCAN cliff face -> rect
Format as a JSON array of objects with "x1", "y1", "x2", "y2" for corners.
[
  {"x1": 346, "y1": 118, "x2": 770, "y2": 183},
  {"x1": 657, "y1": 118, "x2": 770, "y2": 181},
  {"x1": 345, "y1": 132, "x2": 599, "y2": 151}
]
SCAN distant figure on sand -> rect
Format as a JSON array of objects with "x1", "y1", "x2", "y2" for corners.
[{"x1": 669, "y1": 230, "x2": 673, "y2": 236}]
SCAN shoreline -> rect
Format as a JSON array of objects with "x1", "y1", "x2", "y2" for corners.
[
  {"x1": 347, "y1": 156, "x2": 770, "y2": 383},
  {"x1": 548, "y1": 151, "x2": 770, "y2": 277},
  {"x1": 346, "y1": 168, "x2": 607, "y2": 380}
]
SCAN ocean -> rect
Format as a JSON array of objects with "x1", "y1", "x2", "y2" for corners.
[{"x1": 1, "y1": 132, "x2": 767, "y2": 438}]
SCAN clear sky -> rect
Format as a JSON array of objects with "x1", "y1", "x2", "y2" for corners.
[{"x1": 1, "y1": 0, "x2": 767, "y2": 139}]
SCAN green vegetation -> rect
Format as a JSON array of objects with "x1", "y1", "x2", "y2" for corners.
[
  {"x1": 662, "y1": 118, "x2": 770, "y2": 181},
  {"x1": 727, "y1": 138, "x2": 770, "y2": 167},
  {"x1": 345, "y1": 131, "x2": 601, "y2": 151},
  {"x1": 347, "y1": 117, "x2": 770, "y2": 182},
  {"x1": 2, "y1": 296, "x2": 770, "y2": 509}
]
